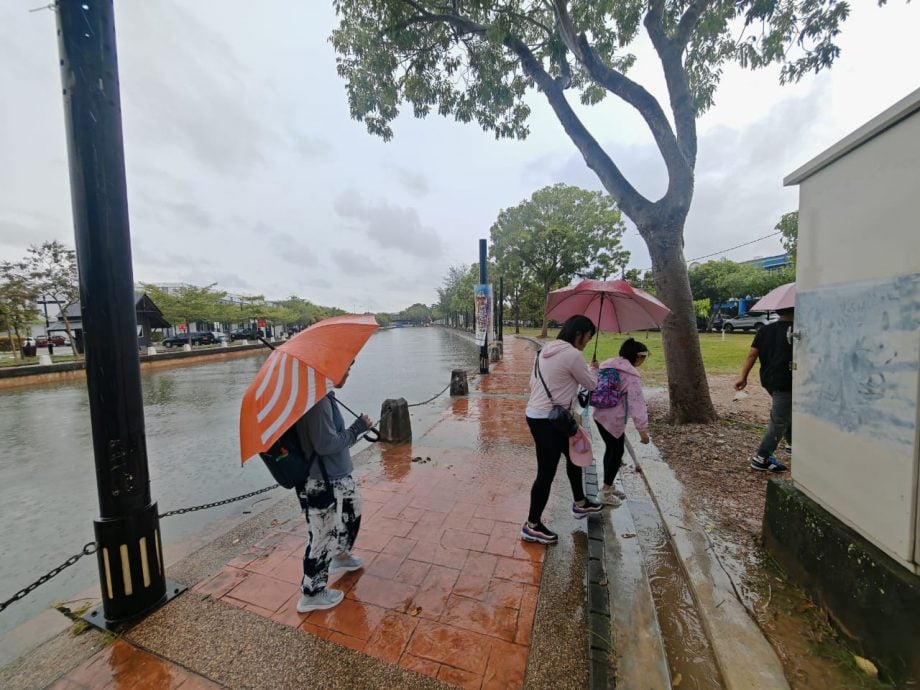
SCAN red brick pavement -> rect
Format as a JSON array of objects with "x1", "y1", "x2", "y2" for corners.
[{"x1": 192, "y1": 336, "x2": 548, "y2": 689}]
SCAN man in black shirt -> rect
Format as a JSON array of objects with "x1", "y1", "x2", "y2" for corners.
[{"x1": 734, "y1": 308, "x2": 794, "y2": 472}]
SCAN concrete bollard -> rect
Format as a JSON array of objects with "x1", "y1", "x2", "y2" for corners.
[
  {"x1": 182, "y1": 344, "x2": 192, "y2": 352},
  {"x1": 240, "y1": 339, "x2": 249, "y2": 346},
  {"x1": 378, "y1": 398, "x2": 411, "y2": 443},
  {"x1": 220, "y1": 341, "x2": 229, "y2": 348},
  {"x1": 38, "y1": 354, "x2": 53, "y2": 366},
  {"x1": 489, "y1": 343, "x2": 500, "y2": 362},
  {"x1": 146, "y1": 346, "x2": 157, "y2": 356},
  {"x1": 450, "y1": 369, "x2": 469, "y2": 396}
]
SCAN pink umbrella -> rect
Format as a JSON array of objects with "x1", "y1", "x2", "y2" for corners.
[
  {"x1": 751, "y1": 282, "x2": 795, "y2": 312},
  {"x1": 545, "y1": 279, "x2": 671, "y2": 358}
]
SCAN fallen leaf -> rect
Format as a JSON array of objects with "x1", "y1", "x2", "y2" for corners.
[
  {"x1": 853, "y1": 655, "x2": 878, "y2": 679},
  {"x1": 408, "y1": 606, "x2": 422, "y2": 617},
  {"x1": 621, "y1": 533, "x2": 637, "y2": 539},
  {"x1": 270, "y1": 519, "x2": 279, "y2": 527},
  {"x1": 672, "y1": 672, "x2": 683, "y2": 687}
]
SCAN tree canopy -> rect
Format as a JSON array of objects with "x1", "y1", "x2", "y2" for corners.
[
  {"x1": 490, "y1": 184, "x2": 627, "y2": 336},
  {"x1": 329, "y1": 0, "x2": 886, "y2": 422},
  {"x1": 775, "y1": 210, "x2": 799, "y2": 262}
]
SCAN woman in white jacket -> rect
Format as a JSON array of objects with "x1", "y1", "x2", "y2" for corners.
[
  {"x1": 522, "y1": 316, "x2": 603, "y2": 545},
  {"x1": 592, "y1": 338, "x2": 651, "y2": 506}
]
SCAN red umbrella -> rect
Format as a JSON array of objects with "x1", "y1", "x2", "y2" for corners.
[
  {"x1": 751, "y1": 282, "x2": 795, "y2": 312},
  {"x1": 545, "y1": 279, "x2": 671, "y2": 358},
  {"x1": 239, "y1": 314, "x2": 378, "y2": 463}
]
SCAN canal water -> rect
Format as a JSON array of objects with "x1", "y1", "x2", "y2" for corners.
[{"x1": 0, "y1": 327, "x2": 480, "y2": 636}]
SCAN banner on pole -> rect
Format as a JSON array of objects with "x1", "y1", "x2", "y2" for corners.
[{"x1": 474, "y1": 284, "x2": 492, "y2": 346}]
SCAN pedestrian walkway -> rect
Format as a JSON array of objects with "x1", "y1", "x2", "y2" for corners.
[
  {"x1": 192, "y1": 339, "x2": 545, "y2": 688},
  {"x1": 5, "y1": 335, "x2": 594, "y2": 690}
]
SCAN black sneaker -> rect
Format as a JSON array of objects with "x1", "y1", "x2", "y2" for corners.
[
  {"x1": 521, "y1": 522, "x2": 558, "y2": 544},
  {"x1": 571, "y1": 499, "x2": 605, "y2": 519},
  {"x1": 750, "y1": 455, "x2": 788, "y2": 473}
]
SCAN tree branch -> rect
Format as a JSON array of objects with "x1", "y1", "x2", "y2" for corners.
[
  {"x1": 502, "y1": 33, "x2": 652, "y2": 221},
  {"x1": 642, "y1": 3, "x2": 700, "y2": 172}
]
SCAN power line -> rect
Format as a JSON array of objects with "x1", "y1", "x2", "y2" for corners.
[
  {"x1": 634, "y1": 230, "x2": 783, "y2": 272},
  {"x1": 687, "y1": 231, "x2": 783, "y2": 263}
]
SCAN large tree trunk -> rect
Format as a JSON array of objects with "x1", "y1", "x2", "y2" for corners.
[{"x1": 642, "y1": 223, "x2": 717, "y2": 423}]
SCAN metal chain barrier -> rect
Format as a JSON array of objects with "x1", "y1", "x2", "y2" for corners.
[
  {"x1": 3, "y1": 365, "x2": 484, "y2": 613},
  {"x1": 0, "y1": 542, "x2": 97, "y2": 614},
  {"x1": 406, "y1": 368, "x2": 480, "y2": 408},
  {"x1": 158, "y1": 483, "x2": 280, "y2": 518}
]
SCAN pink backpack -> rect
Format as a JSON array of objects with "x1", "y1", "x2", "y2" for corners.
[{"x1": 590, "y1": 368, "x2": 624, "y2": 409}]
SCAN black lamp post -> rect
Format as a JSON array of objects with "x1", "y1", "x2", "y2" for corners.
[{"x1": 55, "y1": 0, "x2": 181, "y2": 628}]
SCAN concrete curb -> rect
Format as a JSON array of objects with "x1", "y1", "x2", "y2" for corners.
[{"x1": 625, "y1": 429, "x2": 790, "y2": 690}]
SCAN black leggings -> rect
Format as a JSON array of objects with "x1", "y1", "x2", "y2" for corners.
[
  {"x1": 526, "y1": 417, "x2": 586, "y2": 523},
  {"x1": 595, "y1": 422, "x2": 625, "y2": 487}
]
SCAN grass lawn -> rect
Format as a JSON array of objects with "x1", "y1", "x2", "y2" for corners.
[{"x1": 510, "y1": 327, "x2": 754, "y2": 379}]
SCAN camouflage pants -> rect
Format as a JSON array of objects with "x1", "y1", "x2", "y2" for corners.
[{"x1": 297, "y1": 476, "x2": 362, "y2": 596}]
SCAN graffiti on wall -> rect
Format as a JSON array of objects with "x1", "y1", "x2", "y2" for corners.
[{"x1": 797, "y1": 272, "x2": 920, "y2": 452}]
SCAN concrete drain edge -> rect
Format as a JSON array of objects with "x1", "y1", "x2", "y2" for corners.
[{"x1": 584, "y1": 464, "x2": 611, "y2": 689}]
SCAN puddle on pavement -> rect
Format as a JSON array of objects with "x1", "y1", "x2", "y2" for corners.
[{"x1": 622, "y1": 471, "x2": 724, "y2": 689}]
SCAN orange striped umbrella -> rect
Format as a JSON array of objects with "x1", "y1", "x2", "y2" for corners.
[{"x1": 239, "y1": 314, "x2": 378, "y2": 463}]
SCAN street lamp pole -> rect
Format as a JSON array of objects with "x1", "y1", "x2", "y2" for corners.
[{"x1": 55, "y1": 0, "x2": 178, "y2": 628}]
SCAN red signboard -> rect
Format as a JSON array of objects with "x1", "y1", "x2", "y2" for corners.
[{"x1": 257, "y1": 319, "x2": 266, "y2": 328}]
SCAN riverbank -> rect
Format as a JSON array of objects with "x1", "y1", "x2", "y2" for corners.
[{"x1": 0, "y1": 342, "x2": 267, "y2": 389}]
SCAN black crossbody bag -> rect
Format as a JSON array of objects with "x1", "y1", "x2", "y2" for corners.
[{"x1": 534, "y1": 353, "x2": 579, "y2": 437}]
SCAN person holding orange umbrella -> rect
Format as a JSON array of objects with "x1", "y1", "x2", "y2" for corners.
[
  {"x1": 239, "y1": 314, "x2": 379, "y2": 612},
  {"x1": 292, "y1": 361, "x2": 374, "y2": 612}
]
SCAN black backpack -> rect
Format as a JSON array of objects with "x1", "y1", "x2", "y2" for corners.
[{"x1": 259, "y1": 425, "x2": 325, "y2": 490}]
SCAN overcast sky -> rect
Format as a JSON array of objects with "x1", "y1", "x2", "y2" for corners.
[{"x1": 1, "y1": 2, "x2": 917, "y2": 312}]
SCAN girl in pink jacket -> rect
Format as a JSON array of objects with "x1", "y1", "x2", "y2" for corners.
[
  {"x1": 522, "y1": 315, "x2": 603, "y2": 545},
  {"x1": 592, "y1": 338, "x2": 650, "y2": 506}
]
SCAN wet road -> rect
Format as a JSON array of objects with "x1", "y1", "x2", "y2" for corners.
[{"x1": 0, "y1": 327, "x2": 479, "y2": 636}]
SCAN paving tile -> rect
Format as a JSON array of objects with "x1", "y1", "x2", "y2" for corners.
[
  {"x1": 410, "y1": 541, "x2": 469, "y2": 570},
  {"x1": 482, "y1": 640, "x2": 528, "y2": 690},
  {"x1": 370, "y1": 516, "x2": 416, "y2": 537},
  {"x1": 406, "y1": 620, "x2": 492, "y2": 675},
  {"x1": 452, "y1": 572, "x2": 491, "y2": 601},
  {"x1": 398, "y1": 505, "x2": 426, "y2": 522},
  {"x1": 244, "y1": 547, "x2": 291, "y2": 577},
  {"x1": 442, "y1": 528, "x2": 489, "y2": 552},
  {"x1": 224, "y1": 571, "x2": 290, "y2": 612},
  {"x1": 416, "y1": 510, "x2": 449, "y2": 527},
  {"x1": 269, "y1": 556, "x2": 304, "y2": 585},
  {"x1": 515, "y1": 585, "x2": 539, "y2": 646},
  {"x1": 438, "y1": 665, "x2": 483, "y2": 689},
  {"x1": 446, "y1": 501, "x2": 479, "y2": 522},
  {"x1": 511, "y1": 540, "x2": 545, "y2": 563},
  {"x1": 394, "y1": 559, "x2": 431, "y2": 586},
  {"x1": 63, "y1": 640, "x2": 193, "y2": 689},
  {"x1": 465, "y1": 516, "x2": 497, "y2": 535},
  {"x1": 270, "y1": 592, "x2": 307, "y2": 628},
  {"x1": 407, "y1": 523, "x2": 446, "y2": 543},
  {"x1": 193, "y1": 566, "x2": 247, "y2": 599},
  {"x1": 399, "y1": 653, "x2": 442, "y2": 678},
  {"x1": 365, "y1": 611, "x2": 419, "y2": 663},
  {"x1": 493, "y1": 556, "x2": 542, "y2": 585},
  {"x1": 366, "y1": 552, "x2": 405, "y2": 579},
  {"x1": 375, "y1": 494, "x2": 413, "y2": 518},
  {"x1": 410, "y1": 494, "x2": 455, "y2": 513},
  {"x1": 346, "y1": 574, "x2": 417, "y2": 612},
  {"x1": 487, "y1": 579, "x2": 524, "y2": 610},
  {"x1": 440, "y1": 595, "x2": 518, "y2": 641},
  {"x1": 483, "y1": 533, "x2": 518, "y2": 558},
  {"x1": 353, "y1": 529, "x2": 392, "y2": 552},
  {"x1": 329, "y1": 632, "x2": 366, "y2": 652},
  {"x1": 307, "y1": 598, "x2": 388, "y2": 640},
  {"x1": 463, "y1": 551, "x2": 498, "y2": 578},
  {"x1": 299, "y1": 621, "x2": 335, "y2": 640},
  {"x1": 383, "y1": 536, "x2": 418, "y2": 558},
  {"x1": 244, "y1": 602, "x2": 276, "y2": 618},
  {"x1": 411, "y1": 565, "x2": 461, "y2": 619}
]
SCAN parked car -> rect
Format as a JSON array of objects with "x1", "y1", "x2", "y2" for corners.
[
  {"x1": 35, "y1": 334, "x2": 68, "y2": 347},
  {"x1": 162, "y1": 332, "x2": 219, "y2": 347},
  {"x1": 720, "y1": 311, "x2": 779, "y2": 332},
  {"x1": 230, "y1": 328, "x2": 262, "y2": 341}
]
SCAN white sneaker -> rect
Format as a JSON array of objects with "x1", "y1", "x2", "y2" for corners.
[
  {"x1": 330, "y1": 553, "x2": 363, "y2": 574},
  {"x1": 296, "y1": 588, "x2": 344, "y2": 613},
  {"x1": 597, "y1": 487, "x2": 623, "y2": 507}
]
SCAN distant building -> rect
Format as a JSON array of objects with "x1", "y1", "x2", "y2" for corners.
[{"x1": 739, "y1": 252, "x2": 792, "y2": 271}]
